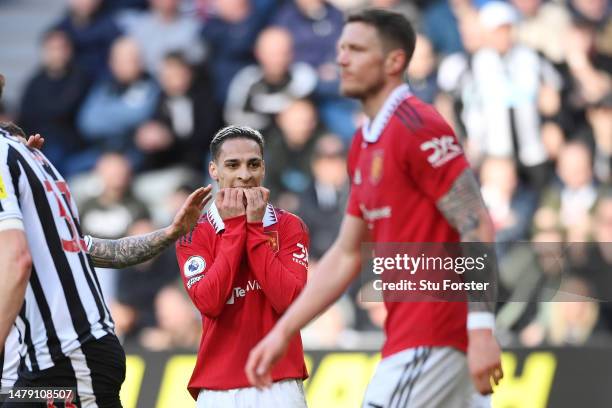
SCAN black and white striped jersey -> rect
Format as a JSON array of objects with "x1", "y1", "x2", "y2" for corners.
[{"x1": 0, "y1": 129, "x2": 114, "y2": 375}]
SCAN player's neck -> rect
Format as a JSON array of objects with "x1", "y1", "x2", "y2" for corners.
[{"x1": 362, "y1": 79, "x2": 405, "y2": 119}]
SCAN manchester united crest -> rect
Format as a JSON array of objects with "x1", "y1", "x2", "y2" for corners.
[
  {"x1": 265, "y1": 231, "x2": 280, "y2": 253},
  {"x1": 369, "y1": 150, "x2": 384, "y2": 185}
]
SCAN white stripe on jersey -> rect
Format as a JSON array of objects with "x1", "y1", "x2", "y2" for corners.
[
  {"x1": 68, "y1": 347, "x2": 98, "y2": 407},
  {"x1": 0, "y1": 130, "x2": 114, "y2": 374},
  {"x1": 1, "y1": 327, "x2": 19, "y2": 389}
]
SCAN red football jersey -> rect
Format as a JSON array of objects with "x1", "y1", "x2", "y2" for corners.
[
  {"x1": 176, "y1": 203, "x2": 309, "y2": 398},
  {"x1": 346, "y1": 85, "x2": 470, "y2": 357}
]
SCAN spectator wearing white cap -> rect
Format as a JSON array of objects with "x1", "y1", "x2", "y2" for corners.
[{"x1": 471, "y1": 1, "x2": 563, "y2": 191}]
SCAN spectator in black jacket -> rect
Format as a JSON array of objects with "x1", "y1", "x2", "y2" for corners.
[
  {"x1": 54, "y1": 0, "x2": 122, "y2": 78},
  {"x1": 296, "y1": 134, "x2": 348, "y2": 260},
  {"x1": 18, "y1": 29, "x2": 91, "y2": 176},
  {"x1": 135, "y1": 52, "x2": 221, "y2": 173}
]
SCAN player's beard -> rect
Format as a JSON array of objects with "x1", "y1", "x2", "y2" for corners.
[{"x1": 341, "y1": 76, "x2": 386, "y2": 102}]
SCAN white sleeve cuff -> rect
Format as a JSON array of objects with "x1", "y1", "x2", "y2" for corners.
[
  {"x1": 0, "y1": 218, "x2": 24, "y2": 232},
  {"x1": 84, "y1": 235, "x2": 93, "y2": 253},
  {"x1": 467, "y1": 312, "x2": 496, "y2": 331}
]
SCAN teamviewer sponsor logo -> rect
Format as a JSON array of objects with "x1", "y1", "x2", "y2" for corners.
[
  {"x1": 420, "y1": 136, "x2": 462, "y2": 167},
  {"x1": 226, "y1": 280, "x2": 262, "y2": 304}
]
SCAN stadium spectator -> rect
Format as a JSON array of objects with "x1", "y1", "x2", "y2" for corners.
[
  {"x1": 436, "y1": 7, "x2": 485, "y2": 148},
  {"x1": 569, "y1": 0, "x2": 611, "y2": 28},
  {"x1": 265, "y1": 99, "x2": 322, "y2": 205},
  {"x1": 496, "y1": 227, "x2": 567, "y2": 346},
  {"x1": 54, "y1": 0, "x2": 122, "y2": 78},
  {"x1": 301, "y1": 296, "x2": 356, "y2": 349},
  {"x1": 422, "y1": 0, "x2": 474, "y2": 56},
  {"x1": 116, "y1": 0, "x2": 205, "y2": 76},
  {"x1": 271, "y1": 0, "x2": 358, "y2": 140},
  {"x1": 511, "y1": 0, "x2": 571, "y2": 64},
  {"x1": 588, "y1": 93, "x2": 612, "y2": 184},
  {"x1": 79, "y1": 152, "x2": 150, "y2": 241},
  {"x1": 201, "y1": 0, "x2": 278, "y2": 103},
  {"x1": 272, "y1": 0, "x2": 343, "y2": 70},
  {"x1": 472, "y1": 1, "x2": 562, "y2": 190},
  {"x1": 136, "y1": 52, "x2": 221, "y2": 173},
  {"x1": 573, "y1": 194, "x2": 612, "y2": 331},
  {"x1": 296, "y1": 134, "x2": 348, "y2": 260},
  {"x1": 176, "y1": 126, "x2": 309, "y2": 406},
  {"x1": 543, "y1": 277, "x2": 600, "y2": 346},
  {"x1": 534, "y1": 141, "x2": 602, "y2": 240},
  {"x1": 225, "y1": 27, "x2": 317, "y2": 132},
  {"x1": 140, "y1": 285, "x2": 202, "y2": 350},
  {"x1": 111, "y1": 218, "x2": 180, "y2": 338},
  {"x1": 479, "y1": 156, "x2": 537, "y2": 252},
  {"x1": 407, "y1": 34, "x2": 439, "y2": 105},
  {"x1": 558, "y1": 21, "x2": 612, "y2": 139},
  {"x1": 76, "y1": 36, "x2": 160, "y2": 173},
  {"x1": 18, "y1": 29, "x2": 91, "y2": 176}
]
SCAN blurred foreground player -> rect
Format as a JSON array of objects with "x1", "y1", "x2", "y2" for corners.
[
  {"x1": 0, "y1": 116, "x2": 211, "y2": 406},
  {"x1": 246, "y1": 9, "x2": 503, "y2": 407},
  {"x1": 176, "y1": 126, "x2": 309, "y2": 407}
]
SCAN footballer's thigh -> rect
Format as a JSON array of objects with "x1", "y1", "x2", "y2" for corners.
[
  {"x1": 197, "y1": 379, "x2": 307, "y2": 408},
  {"x1": 363, "y1": 346, "x2": 479, "y2": 408}
]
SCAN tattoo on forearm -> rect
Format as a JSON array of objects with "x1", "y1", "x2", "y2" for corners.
[
  {"x1": 437, "y1": 169, "x2": 486, "y2": 242},
  {"x1": 437, "y1": 168, "x2": 498, "y2": 313},
  {"x1": 87, "y1": 229, "x2": 172, "y2": 269}
]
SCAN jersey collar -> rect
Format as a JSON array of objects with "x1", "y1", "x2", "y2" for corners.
[
  {"x1": 207, "y1": 202, "x2": 278, "y2": 234},
  {"x1": 362, "y1": 83, "x2": 412, "y2": 144}
]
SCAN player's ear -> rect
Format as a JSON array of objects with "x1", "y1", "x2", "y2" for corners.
[
  {"x1": 385, "y1": 49, "x2": 406, "y2": 76},
  {"x1": 209, "y1": 160, "x2": 218, "y2": 182}
]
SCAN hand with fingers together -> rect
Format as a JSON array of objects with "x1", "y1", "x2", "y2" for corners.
[
  {"x1": 26, "y1": 134, "x2": 45, "y2": 150},
  {"x1": 468, "y1": 329, "x2": 504, "y2": 395},
  {"x1": 244, "y1": 187, "x2": 270, "y2": 223},
  {"x1": 217, "y1": 188, "x2": 246, "y2": 220}
]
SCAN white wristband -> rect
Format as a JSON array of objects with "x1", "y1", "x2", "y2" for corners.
[
  {"x1": 467, "y1": 312, "x2": 496, "y2": 331},
  {"x1": 84, "y1": 235, "x2": 93, "y2": 253},
  {"x1": 0, "y1": 218, "x2": 24, "y2": 232}
]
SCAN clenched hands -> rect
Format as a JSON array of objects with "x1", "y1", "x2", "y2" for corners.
[{"x1": 244, "y1": 187, "x2": 270, "y2": 223}]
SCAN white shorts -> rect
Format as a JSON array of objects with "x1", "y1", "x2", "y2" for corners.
[
  {"x1": 197, "y1": 379, "x2": 307, "y2": 408},
  {"x1": 362, "y1": 346, "x2": 490, "y2": 408}
]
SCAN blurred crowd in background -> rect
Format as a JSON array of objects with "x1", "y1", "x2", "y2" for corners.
[{"x1": 0, "y1": 0, "x2": 610, "y2": 351}]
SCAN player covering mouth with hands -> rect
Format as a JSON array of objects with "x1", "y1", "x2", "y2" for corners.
[{"x1": 175, "y1": 126, "x2": 310, "y2": 408}]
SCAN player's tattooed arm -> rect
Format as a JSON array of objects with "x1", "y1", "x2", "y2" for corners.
[
  {"x1": 87, "y1": 186, "x2": 212, "y2": 269},
  {"x1": 437, "y1": 168, "x2": 498, "y2": 314},
  {"x1": 86, "y1": 230, "x2": 174, "y2": 268}
]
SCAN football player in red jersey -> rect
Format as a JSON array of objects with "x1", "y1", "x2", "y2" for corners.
[
  {"x1": 246, "y1": 9, "x2": 503, "y2": 407},
  {"x1": 176, "y1": 126, "x2": 309, "y2": 407}
]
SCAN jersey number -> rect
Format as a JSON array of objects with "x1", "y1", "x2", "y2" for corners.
[{"x1": 44, "y1": 180, "x2": 87, "y2": 253}]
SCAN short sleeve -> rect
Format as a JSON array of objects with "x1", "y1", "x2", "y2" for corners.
[
  {"x1": 0, "y1": 142, "x2": 23, "y2": 222},
  {"x1": 403, "y1": 111, "x2": 470, "y2": 201}
]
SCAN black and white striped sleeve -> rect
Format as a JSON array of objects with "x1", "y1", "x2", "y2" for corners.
[{"x1": 0, "y1": 138, "x2": 23, "y2": 230}]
